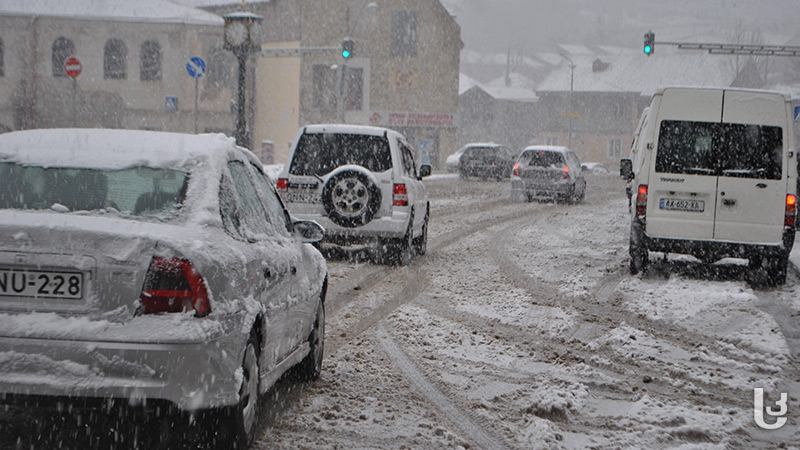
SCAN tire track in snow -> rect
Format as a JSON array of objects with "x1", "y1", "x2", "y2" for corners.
[
  {"x1": 376, "y1": 323, "x2": 510, "y2": 450},
  {"x1": 488, "y1": 202, "x2": 784, "y2": 409}
]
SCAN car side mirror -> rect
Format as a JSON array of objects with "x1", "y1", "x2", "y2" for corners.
[
  {"x1": 620, "y1": 158, "x2": 633, "y2": 180},
  {"x1": 419, "y1": 164, "x2": 432, "y2": 179},
  {"x1": 291, "y1": 219, "x2": 325, "y2": 243}
]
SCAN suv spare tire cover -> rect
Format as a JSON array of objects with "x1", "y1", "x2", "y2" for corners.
[{"x1": 322, "y1": 168, "x2": 382, "y2": 228}]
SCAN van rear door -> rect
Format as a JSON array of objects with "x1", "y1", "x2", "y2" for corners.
[
  {"x1": 713, "y1": 90, "x2": 787, "y2": 244},
  {"x1": 646, "y1": 89, "x2": 722, "y2": 241}
]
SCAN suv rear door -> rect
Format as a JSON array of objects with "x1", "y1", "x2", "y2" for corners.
[
  {"x1": 646, "y1": 89, "x2": 723, "y2": 241},
  {"x1": 713, "y1": 90, "x2": 786, "y2": 244}
]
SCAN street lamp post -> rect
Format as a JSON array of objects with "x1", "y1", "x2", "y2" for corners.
[
  {"x1": 224, "y1": 12, "x2": 263, "y2": 149},
  {"x1": 560, "y1": 53, "x2": 576, "y2": 149}
]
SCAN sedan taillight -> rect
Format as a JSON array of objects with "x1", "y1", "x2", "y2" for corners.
[
  {"x1": 562, "y1": 166, "x2": 570, "y2": 179},
  {"x1": 512, "y1": 163, "x2": 520, "y2": 177},
  {"x1": 140, "y1": 257, "x2": 211, "y2": 317}
]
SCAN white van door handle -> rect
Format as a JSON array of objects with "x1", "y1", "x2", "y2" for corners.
[{"x1": 756, "y1": 183, "x2": 767, "y2": 189}]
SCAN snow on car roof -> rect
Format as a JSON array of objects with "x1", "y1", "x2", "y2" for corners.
[
  {"x1": 522, "y1": 145, "x2": 569, "y2": 153},
  {"x1": 0, "y1": 128, "x2": 236, "y2": 169},
  {"x1": 302, "y1": 124, "x2": 395, "y2": 137}
]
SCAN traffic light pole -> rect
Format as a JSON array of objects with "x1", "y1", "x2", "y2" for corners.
[
  {"x1": 643, "y1": 31, "x2": 800, "y2": 57},
  {"x1": 656, "y1": 41, "x2": 800, "y2": 57}
]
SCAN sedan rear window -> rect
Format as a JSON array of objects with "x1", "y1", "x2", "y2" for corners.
[
  {"x1": 289, "y1": 133, "x2": 392, "y2": 176},
  {"x1": 0, "y1": 163, "x2": 188, "y2": 218},
  {"x1": 656, "y1": 120, "x2": 782, "y2": 179},
  {"x1": 464, "y1": 147, "x2": 499, "y2": 160},
  {"x1": 520, "y1": 151, "x2": 565, "y2": 168}
]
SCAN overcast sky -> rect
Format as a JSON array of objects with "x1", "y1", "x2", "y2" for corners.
[{"x1": 442, "y1": 0, "x2": 800, "y2": 55}]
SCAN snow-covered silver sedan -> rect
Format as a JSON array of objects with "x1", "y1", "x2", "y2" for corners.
[{"x1": 0, "y1": 129, "x2": 327, "y2": 448}]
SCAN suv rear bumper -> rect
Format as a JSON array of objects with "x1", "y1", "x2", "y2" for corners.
[{"x1": 293, "y1": 210, "x2": 411, "y2": 243}]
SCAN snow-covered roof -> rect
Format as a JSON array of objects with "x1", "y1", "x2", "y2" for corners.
[
  {"x1": 0, "y1": 0, "x2": 224, "y2": 26},
  {"x1": 461, "y1": 72, "x2": 538, "y2": 102},
  {"x1": 459, "y1": 73, "x2": 479, "y2": 95},
  {"x1": 537, "y1": 50, "x2": 737, "y2": 97}
]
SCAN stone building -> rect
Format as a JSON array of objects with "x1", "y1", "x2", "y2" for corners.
[
  {"x1": 0, "y1": 0, "x2": 233, "y2": 136},
  {"x1": 296, "y1": 0, "x2": 462, "y2": 169}
]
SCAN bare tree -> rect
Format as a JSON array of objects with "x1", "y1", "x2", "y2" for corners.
[{"x1": 725, "y1": 20, "x2": 772, "y2": 87}]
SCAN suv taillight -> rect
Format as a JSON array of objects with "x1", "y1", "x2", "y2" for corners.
[
  {"x1": 562, "y1": 166, "x2": 570, "y2": 179},
  {"x1": 393, "y1": 183, "x2": 408, "y2": 206},
  {"x1": 512, "y1": 163, "x2": 520, "y2": 177},
  {"x1": 140, "y1": 257, "x2": 210, "y2": 317},
  {"x1": 786, "y1": 194, "x2": 797, "y2": 227},
  {"x1": 636, "y1": 185, "x2": 648, "y2": 219},
  {"x1": 276, "y1": 178, "x2": 288, "y2": 193}
]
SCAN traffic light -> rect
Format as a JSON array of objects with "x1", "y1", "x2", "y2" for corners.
[
  {"x1": 342, "y1": 38, "x2": 354, "y2": 59},
  {"x1": 644, "y1": 31, "x2": 655, "y2": 56}
]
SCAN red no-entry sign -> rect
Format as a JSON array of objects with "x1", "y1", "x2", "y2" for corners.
[{"x1": 64, "y1": 56, "x2": 82, "y2": 79}]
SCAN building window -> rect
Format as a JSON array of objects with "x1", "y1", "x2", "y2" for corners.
[
  {"x1": 140, "y1": 40, "x2": 162, "y2": 81},
  {"x1": 345, "y1": 67, "x2": 363, "y2": 111},
  {"x1": 205, "y1": 48, "x2": 231, "y2": 88},
  {"x1": 52, "y1": 37, "x2": 75, "y2": 77},
  {"x1": 104, "y1": 39, "x2": 127, "y2": 79},
  {"x1": 391, "y1": 11, "x2": 417, "y2": 56},
  {"x1": 312, "y1": 64, "x2": 337, "y2": 110},
  {"x1": 608, "y1": 138, "x2": 621, "y2": 158},
  {"x1": 0, "y1": 38, "x2": 4, "y2": 77}
]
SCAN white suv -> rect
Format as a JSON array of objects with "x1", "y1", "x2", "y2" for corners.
[{"x1": 277, "y1": 124, "x2": 431, "y2": 265}]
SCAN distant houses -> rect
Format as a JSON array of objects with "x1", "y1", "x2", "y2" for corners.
[{"x1": 458, "y1": 45, "x2": 800, "y2": 167}]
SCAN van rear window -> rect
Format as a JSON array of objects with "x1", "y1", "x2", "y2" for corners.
[
  {"x1": 289, "y1": 133, "x2": 392, "y2": 176},
  {"x1": 655, "y1": 120, "x2": 782, "y2": 179}
]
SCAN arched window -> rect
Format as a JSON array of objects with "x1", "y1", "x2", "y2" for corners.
[
  {"x1": 104, "y1": 39, "x2": 127, "y2": 79},
  {"x1": 140, "y1": 40, "x2": 162, "y2": 81},
  {"x1": 52, "y1": 37, "x2": 75, "y2": 77}
]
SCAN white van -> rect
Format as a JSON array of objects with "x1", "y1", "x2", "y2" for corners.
[{"x1": 620, "y1": 87, "x2": 797, "y2": 285}]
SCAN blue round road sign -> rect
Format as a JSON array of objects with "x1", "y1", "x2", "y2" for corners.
[{"x1": 186, "y1": 57, "x2": 206, "y2": 78}]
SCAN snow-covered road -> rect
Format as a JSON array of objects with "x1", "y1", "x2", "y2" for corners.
[{"x1": 260, "y1": 174, "x2": 800, "y2": 449}]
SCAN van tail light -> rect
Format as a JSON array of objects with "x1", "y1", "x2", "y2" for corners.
[
  {"x1": 786, "y1": 194, "x2": 797, "y2": 227},
  {"x1": 140, "y1": 257, "x2": 211, "y2": 317},
  {"x1": 276, "y1": 178, "x2": 288, "y2": 194},
  {"x1": 393, "y1": 184, "x2": 409, "y2": 206},
  {"x1": 636, "y1": 185, "x2": 648, "y2": 218},
  {"x1": 562, "y1": 166, "x2": 570, "y2": 179},
  {"x1": 512, "y1": 163, "x2": 520, "y2": 177}
]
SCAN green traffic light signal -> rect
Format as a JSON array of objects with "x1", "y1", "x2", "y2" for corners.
[
  {"x1": 342, "y1": 38, "x2": 354, "y2": 59},
  {"x1": 643, "y1": 31, "x2": 655, "y2": 56}
]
